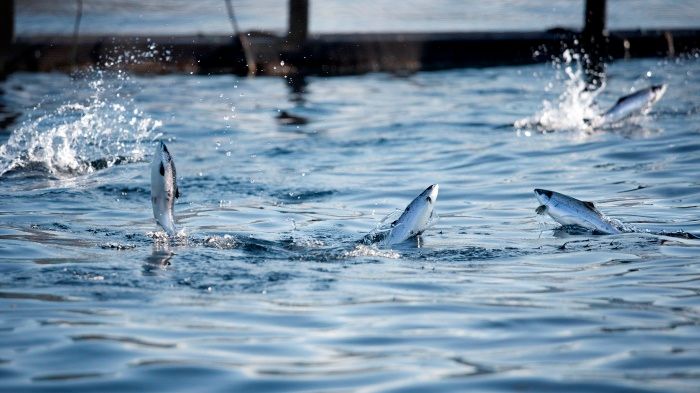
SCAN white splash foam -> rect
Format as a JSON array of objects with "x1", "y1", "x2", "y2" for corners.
[
  {"x1": 204, "y1": 234, "x2": 238, "y2": 249},
  {"x1": 342, "y1": 244, "x2": 400, "y2": 259},
  {"x1": 0, "y1": 62, "x2": 162, "y2": 178},
  {"x1": 515, "y1": 50, "x2": 603, "y2": 132},
  {"x1": 147, "y1": 228, "x2": 188, "y2": 243}
]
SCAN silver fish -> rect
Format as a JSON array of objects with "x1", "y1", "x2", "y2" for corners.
[
  {"x1": 588, "y1": 84, "x2": 666, "y2": 127},
  {"x1": 150, "y1": 141, "x2": 179, "y2": 236},
  {"x1": 534, "y1": 188, "x2": 621, "y2": 234},
  {"x1": 384, "y1": 184, "x2": 439, "y2": 245}
]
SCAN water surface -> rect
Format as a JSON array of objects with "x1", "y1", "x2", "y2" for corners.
[{"x1": 1, "y1": 53, "x2": 700, "y2": 392}]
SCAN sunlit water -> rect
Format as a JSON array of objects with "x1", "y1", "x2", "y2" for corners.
[{"x1": 1, "y1": 53, "x2": 700, "y2": 392}]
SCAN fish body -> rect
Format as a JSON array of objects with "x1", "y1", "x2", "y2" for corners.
[
  {"x1": 150, "y1": 141, "x2": 179, "y2": 236},
  {"x1": 589, "y1": 84, "x2": 666, "y2": 127},
  {"x1": 534, "y1": 189, "x2": 621, "y2": 234},
  {"x1": 384, "y1": 184, "x2": 439, "y2": 245}
]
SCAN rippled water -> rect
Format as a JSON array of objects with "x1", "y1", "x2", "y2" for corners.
[{"x1": 1, "y1": 53, "x2": 700, "y2": 392}]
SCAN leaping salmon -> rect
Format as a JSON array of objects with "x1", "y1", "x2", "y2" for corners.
[
  {"x1": 587, "y1": 84, "x2": 666, "y2": 127},
  {"x1": 150, "y1": 141, "x2": 179, "y2": 236},
  {"x1": 534, "y1": 188, "x2": 622, "y2": 235},
  {"x1": 368, "y1": 184, "x2": 439, "y2": 246}
]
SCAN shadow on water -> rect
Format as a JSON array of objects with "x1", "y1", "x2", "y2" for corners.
[
  {"x1": 143, "y1": 244, "x2": 174, "y2": 276},
  {"x1": 286, "y1": 74, "x2": 308, "y2": 104}
]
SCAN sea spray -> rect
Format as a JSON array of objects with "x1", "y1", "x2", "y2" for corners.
[
  {"x1": 0, "y1": 48, "x2": 164, "y2": 178},
  {"x1": 514, "y1": 49, "x2": 602, "y2": 132}
]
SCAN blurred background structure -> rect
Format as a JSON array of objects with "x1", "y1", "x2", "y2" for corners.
[{"x1": 1, "y1": 0, "x2": 699, "y2": 79}]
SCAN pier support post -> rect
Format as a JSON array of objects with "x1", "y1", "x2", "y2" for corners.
[
  {"x1": 284, "y1": 0, "x2": 309, "y2": 88},
  {"x1": 582, "y1": 0, "x2": 608, "y2": 89},
  {"x1": 288, "y1": 0, "x2": 308, "y2": 51},
  {"x1": 0, "y1": 0, "x2": 12, "y2": 49},
  {"x1": 0, "y1": 0, "x2": 14, "y2": 77}
]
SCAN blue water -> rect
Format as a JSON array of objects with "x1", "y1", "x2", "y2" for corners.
[{"x1": 1, "y1": 52, "x2": 700, "y2": 391}]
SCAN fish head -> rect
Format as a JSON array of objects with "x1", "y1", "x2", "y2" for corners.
[
  {"x1": 534, "y1": 188, "x2": 558, "y2": 215},
  {"x1": 152, "y1": 141, "x2": 177, "y2": 180},
  {"x1": 157, "y1": 141, "x2": 173, "y2": 164},
  {"x1": 421, "y1": 184, "x2": 439, "y2": 205},
  {"x1": 534, "y1": 188, "x2": 554, "y2": 206},
  {"x1": 650, "y1": 84, "x2": 667, "y2": 104},
  {"x1": 405, "y1": 183, "x2": 438, "y2": 221}
]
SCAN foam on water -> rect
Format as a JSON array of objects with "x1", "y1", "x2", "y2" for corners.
[
  {"x1": 514, "y1": 50, "x2": 602, "y2": 132},
  {"x1": 0, "y1": 68, "x2": 161, "y2": 179},
  {"x1": 342, "y1": 243, "x2": 401, "y2": 259}
]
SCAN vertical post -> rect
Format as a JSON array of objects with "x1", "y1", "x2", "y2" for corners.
[
  {"x1": 288, "y1": 0, "x2": 308, "y2": 51},
  {"x1": 583, "y1": 0, "x2": 605, "y2": 40},
  {"x1": 1, "y1": 0, "x2": 13, "y2": 51},
  {"x1": 0, "y1": 0, "x2": 14, "y2": 77},
  {"x1": 582, "y1": 0, "x2": 607, "y2": 90}
]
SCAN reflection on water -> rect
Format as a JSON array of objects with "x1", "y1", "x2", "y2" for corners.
[
  {"x1": 0, "y1": 53, "x2": 699, "y2": 392},
  {"x1": 143, "y1": 245, "x2": 174, "y2": 276}
]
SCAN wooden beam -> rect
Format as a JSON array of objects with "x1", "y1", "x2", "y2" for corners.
[{"x1": 7, "y1": 29, "x2": 700, "y2": 76}]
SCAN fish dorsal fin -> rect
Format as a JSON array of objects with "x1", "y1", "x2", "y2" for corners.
[
  {"x1": 614, "y1": 96, "x2": 627, "y2": 106},
  {"x1": 583, "y1": 201, "x2": 596, "y2": 210},
  {"x1": 159, "y1": 162, "x2": 165, "y2": 176}
]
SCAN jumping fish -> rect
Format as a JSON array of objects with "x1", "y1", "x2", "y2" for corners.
[
  {"x1": 383, "y1": 184, "x2": 439, "y2": 245},
  {"x1": 151, "y1": 141, "x2": 179, "y2": 236},
  {"x1": 534, "y1": 189, "x2": 621, "y2": 234},
  {"x1": 587, "y1": 84, "x2": 667, "y2": 127}
]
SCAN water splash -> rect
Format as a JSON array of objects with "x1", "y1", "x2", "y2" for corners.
[
  {"x1": 0, "y1": 60, "x2": 162, "y2": 179},
  {"x1": 203, "y1": 234, "x2": 238, "y2": 249},
  {"x1": 515, "y1": 50, "x2": 602, "y2": 132},
  {"x1": 342, "y1": 244, "x2": 400, "y2": 259},
  {"x1": 146, "y1": 228, "x2": 188, "y2": 245}
]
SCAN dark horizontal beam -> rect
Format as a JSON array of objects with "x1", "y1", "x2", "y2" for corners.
[{"x1": 3, "y1": 28, "x2": 699, "y2": 76}]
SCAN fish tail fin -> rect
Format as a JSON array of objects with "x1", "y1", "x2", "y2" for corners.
[{"x1": 157, "y1": 215, "x2": 177, "y2": 237}]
